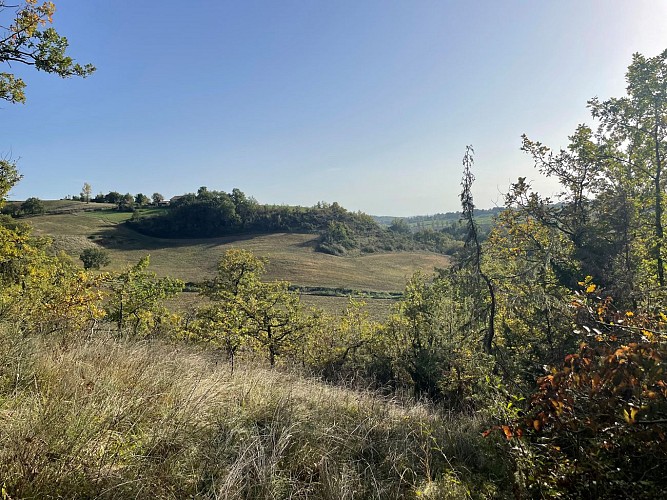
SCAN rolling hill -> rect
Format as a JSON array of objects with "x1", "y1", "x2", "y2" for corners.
[{"x1": 25, "y1": 204, "x2": 452, "y2": 316}]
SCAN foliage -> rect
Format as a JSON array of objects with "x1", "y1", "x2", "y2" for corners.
[
  {"x1": 0, "y1": 218, "x2": 105, "y2": 337},
  {"x1": 484, "y1": 206, "x2": 577, "y2": 387},
  {"x1": 6, "y1": 254, "x2": 106, "y2": 336},
  {"x1": 302, "y1": 298, "x2": 382, "y2": 381},
  {"x1": 182, "y1": 301, "x2": 247, "y2": 371},
  {"x1": 128, "y1": 190, "x2": 454, "y2": 256},
  {"x1": 0, "y1": 158, "x2": 21, "y2": 203},
  {"x1": 119, "y1": 192, "x2": 134, "y2": 211},
  {"x1": 389, "y1": 217, "x2": 411, "y2": 234},
  {"x1": 318, "y1": 220, "x2": 357, "y2": 255},
  {"x1": 413, "y1": 228, "x2": 462, "y2": 255},
  {"x1": 103, "y1": 191, "x2": 122, "y2": 205},
  {"x1": 103, "y1": 256, "x2": 183, "y2": 336},
  {"x1": 194, "y1": 249, "x2": 316, "y2": 366},
  {"x1": 385, "y1": 271, "x2": 494, "y2": 406},
  {"x1": 79, "y1": 246, "x2": 110, "y2": 270},
  {"x1": 0, "y1": 0, "x2": 95, "y2": 104},
  {"x1": 589, "y1": 49, "x2": 667, "y2": 289},
  {"x1": 80, "y1": 182, "x2": 92, "y2": 202},
  {"x1": 134, "y1": 192, "x2": 149, "y2": 206},
  {"x1": 517, "y1": 49, "x2": 667, "y2": 303},
  {"x1": 20, "y1": 196, "x2": 44, "y2": 215},
  {"x1": 505, "y1": 291, "x2": 667, "y2": 497}
]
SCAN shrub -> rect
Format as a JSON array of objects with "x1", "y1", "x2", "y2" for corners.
[
  {"x1": 20, "y1": 196, "x2": 44, "y2": 215},
  {"x1": 79, "y1": 247, "x2": 111, "y2": 270}
]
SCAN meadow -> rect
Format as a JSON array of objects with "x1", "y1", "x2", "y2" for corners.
[{"x1": 27, "y1": 204, "x2": 451, "y2": 317}]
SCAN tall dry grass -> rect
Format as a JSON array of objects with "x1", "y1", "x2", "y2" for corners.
[{"x1": 0, "y1": 328, "x2": 507, "y2": 498}]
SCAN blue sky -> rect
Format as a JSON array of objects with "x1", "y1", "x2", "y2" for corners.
[{"x1": 3, "y1": 0, "x2": 667, "y2": 215}]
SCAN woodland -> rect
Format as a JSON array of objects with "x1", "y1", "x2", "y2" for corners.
[{"x1": 1, "y1": 1, "x2": 667, "y2": 498}]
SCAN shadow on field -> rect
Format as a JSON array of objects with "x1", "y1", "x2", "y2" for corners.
[{"x1": 90, "y1": 223, "x2": 307, "y2": 251}]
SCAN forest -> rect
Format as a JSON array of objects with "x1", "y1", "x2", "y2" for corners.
[
  {"x1": 1, "y1": 1, "x2": 667, "y2": 498},
  {"x1": 125, "y1": 188, "x2": 461, "y2": 256}
]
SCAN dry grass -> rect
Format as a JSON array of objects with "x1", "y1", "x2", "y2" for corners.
[
  {"x1": 300, "y1": 294, "x2": 399, "y2": 320},
  {"x1": 0, "y1": 329, "x2": 507, "y2": 499},
  {"x1": 28, "y1": 211, "x2": 451, "y2": 293}
]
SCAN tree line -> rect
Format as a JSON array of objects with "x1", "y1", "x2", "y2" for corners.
[
  {"x1": 127, "y1": 186, "x2": 462, "y2": 255},
  {"x1": 69, "y1": 186, "x2": 165, "y2": 210}
]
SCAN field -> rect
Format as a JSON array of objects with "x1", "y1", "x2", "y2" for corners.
[
  {"x1": 27, "y1": 207, "x2": 451, "y2": 317},
  {"x1": 0, "y1": 331, "x2": 499, "y2": 498}
]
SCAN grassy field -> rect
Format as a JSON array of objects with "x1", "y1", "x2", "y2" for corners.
[
  {"x1": 27, "y1": 208, "x2": 450, "y2": 317},
  {"x1": 6, "y1": 199, "x2": 119, "y2": 213},
  {"x1": 29, "y1": 209, "x2": 450, "y2": 291},
  {"x1": 0, "y1": 331, "x2": 504, "y2": 498}
]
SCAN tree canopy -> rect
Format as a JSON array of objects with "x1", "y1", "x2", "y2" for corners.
[{"x1": 0, "y1": 0, "x2": 94, "y2": 104}]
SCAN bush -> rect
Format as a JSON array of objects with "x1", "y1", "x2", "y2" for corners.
[
  {"x1": 79, "y1": 247, "x2": 111, "y2": 270},
  {"x1": 20, "y1": 196, "x2": 44, "y2": 215},
  {"x1": 502, "y1": 293, "x2": 667, "y2": 498}
]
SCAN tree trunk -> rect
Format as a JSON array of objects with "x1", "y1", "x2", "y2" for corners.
[{"x1": 654, "y1": 115, "x2": 665, "y2": 287}]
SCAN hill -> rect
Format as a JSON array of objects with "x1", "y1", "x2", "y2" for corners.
[
  {"x1": 126, "y1": 189, "x2": 462, "y2": 257},
  {"x1": 374, "y1": 207, "x2": 503, "y2": 232},
  {"x1": 26, "y1": 206, "x2": 451, "y2": 318},
  {"x1": 0, "y1": 332, "x2": 501, "y2": 498}
]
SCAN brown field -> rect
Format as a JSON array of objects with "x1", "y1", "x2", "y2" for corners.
[
  {"x1": 29, "y1": 210, "x2": 450, "y2": 290},
  {"x1": 28, "y1": 208, "x2": 450, "y2": 318}
]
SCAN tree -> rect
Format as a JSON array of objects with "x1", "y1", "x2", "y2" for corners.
[
  {"x1": 134, "y1": 193, "x2": 149, "y2": 206},
  {"x1": 152, "y1": 192, "x2": 164, "y2": 205},
  {"x1": 389, "y1": 218, "x2": 411, "y2": 234},
  {"x1": 231, "y1": 187, "x2": 257, "y2": 228},
  {"x1": 1, "y1": 250, "x2": 106, "y2": 336},
  {"x1": 119, "y1": 193, "x2": 134, "y2": 211},
  {"x1": 104, "y1": 256, "x2": 183, "y2": 335},
  {"x1": 589, "y1": 49, "x2": 667, "y2": 289},
  {"x1": 386, "y1": 271, "x2": 491, "y2": 404},
  {"x1": 0, "y1": 0, "x2": 95, "y2": 104},
  {"x1": 80, "y1": 182, "x2": 92, "y2": 203},
  {"x1": 20, "y1": 196, "x2": 43, "y2": 215},
  {"x1": 302, "y1": 298, "x2": 379, "y2": 381},
  {"x1": 200, "y1": 249, "x2": 314, "y2": 366},
  {"x1": 459, "y1": 146, "x2": 496, "y2": 354},
  {"x1": 0, "y1": 158, "x2": 21, "y2": 204},
  {"x1": 104, "y1": 191, "x2": 122, "y2": 205},
  {"x1": 79, "y1": 247, "x2": 110, "y2": 270},
  {"x1": 517, "y1": 49, "x2": 667, "y2": 301}
]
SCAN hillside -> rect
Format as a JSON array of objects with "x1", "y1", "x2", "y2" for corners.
[
  {"x1": 124, "y1": 189, "x2": 462, "y2": 257},
  {"x1": 374, "y1": 207, "x2": 504, "y2": 233},
  {"x1": 0, "y1": 332, "x2": 503, "y2": 498},
  {"x1": 27, "y1": 207, "x2": 451, "y2": 294}
]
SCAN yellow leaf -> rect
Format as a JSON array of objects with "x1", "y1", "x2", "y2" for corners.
[{"x1": 623, "y1": 407, "x2": 639, "y2": 424}]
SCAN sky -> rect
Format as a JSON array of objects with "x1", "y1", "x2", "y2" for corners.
[{"x1": 3, "y1": 0, "x2": 667, "y2": 216}]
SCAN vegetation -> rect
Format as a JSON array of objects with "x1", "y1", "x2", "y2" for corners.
[
  {"x1": 128, "y1": 192, "x2": 462, "y2": 256},
  {"x1": 3, "y1": 4, "x2": 667, "y2": 495},
  {"x1": 0, "y1": 332, "x2": 506, "y2": 498},
  {"x1": 27, "y1": 213, "x2": 449, "y2": 302},
  {"x1": 0, "y1": 0, "x2": 94, "y2": 105},
  {"x1": 79, "y1": 247, "x2": 110, "y2": 270},
  {"x1": 20, "y1": 196, "x2": 44, "y2": 215}
]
